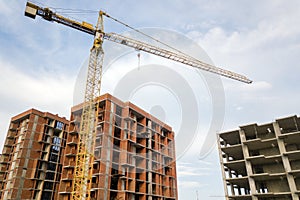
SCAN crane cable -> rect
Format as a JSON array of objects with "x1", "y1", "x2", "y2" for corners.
[
  {"x1": 103, "y1": 13, "x2": 200, "y2": 62},
  {"x1": 33, "y1": 2, "x2": 200, "y2": 63}
]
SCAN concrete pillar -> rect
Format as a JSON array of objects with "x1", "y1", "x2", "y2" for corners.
[
  {"x1": 273, "y1": 122, "x2": 299, "y2": 200},
  {"x1": 217, "y1": 134, "x2": 230, "y2": 200},
  {"x1": 239, "y1": 129, "x2": 258, "y2": 200},
  {"x1": 104, "y1": 102, "x2": 115, "y2": 200}
]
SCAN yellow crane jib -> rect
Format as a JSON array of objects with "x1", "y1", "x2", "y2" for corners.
[
  {"x1": 25, "y1": 2, "x2": 96, "y2": 35},
  {"x1": 24, "y1": 1, "x2": 252, "y2": 84}
]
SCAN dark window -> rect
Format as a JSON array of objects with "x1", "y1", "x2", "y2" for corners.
[
  {"x1": 41, "y1": 191, "x2": 52, "y2": 200},
  {"x1": 43, "y1": 181, "x2": 53, "y2": 190},
  {"x1": 49, "y1": 153, "x2": 58, "y2": 162},
  {"x1": 253, "y1": 165, "x2": 264, "y2": 174},
  {"x1": 151, "y1": 122, "x2": 157, "y2": 130},
  {"x1": 115, "y1": 116, "x2": 122, "y2": 127},
  {"x1": 137, "y1": 124, "x2": 144, "y2": 134},
  {"x1": 94, "y1": 149, "x2": 101, "y2": 159},
  {"x1": 47, "y1": 163, "x2": 56, "y2": 171},
  {"x1": 92, "y1": 176, "x2": 97, "y2": 183},
  {"x1": 95, "y1": 136, "x2": 102, "y2": 146},
  {"x1": 116, "y1": 105, "x2": 122, "y2": 116},
  {"x1": 45, "y1": 172, "x2": 55, "y2": 180},
  {"x1": 114, "y1": 127, "x2": 121, "y2": 139}
]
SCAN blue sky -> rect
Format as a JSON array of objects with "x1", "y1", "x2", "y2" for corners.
[{"x1": 1, "y1": 0, "x2": 300, "y2": 199}]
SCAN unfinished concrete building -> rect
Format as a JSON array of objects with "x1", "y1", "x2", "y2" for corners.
[
  {"x1": 58, "y1": 93, "x2": 178, "y2": 200},
  {"x1": 218, "y1": 115, "x2": 300, "y2": 200},
  {"x1": 0, "y1": 109, "x2": 69, "y2": 200}
]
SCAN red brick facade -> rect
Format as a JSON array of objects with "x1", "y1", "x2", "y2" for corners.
[
  {"x1": 0, "y1": 109, "x2": 69, "y2": 200},
  {"x1": 0, "y1": 94, "x2": 178, "y2": 200}
]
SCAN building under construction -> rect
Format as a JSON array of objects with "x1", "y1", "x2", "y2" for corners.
[
  {"x1": 0, "y1": 109, "x2": 69, "y2": 200},
  {"x1": 59, "y1": 93, "x2": 177, "y2": 200},
  {"x1": 0, "y1": 93, "x2": 178, "y2": 200},
  {"x1": 218, "y1": 115, "x2": 300, "y2": 200}
]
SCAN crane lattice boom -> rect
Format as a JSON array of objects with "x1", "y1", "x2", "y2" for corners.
[
  {"x1": 103, "y1": 32, "x2": 251, "y2": 83},
  {"x1": 24, "y1": 1, "x2": 252, "y2": 200},
  {"x1": 25, "y1": 2, "x2": 252, "y2": 84}
]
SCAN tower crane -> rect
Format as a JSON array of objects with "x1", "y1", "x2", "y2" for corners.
[{"x1": 24, "y1": 2, "x2": 252, "y2": 200}]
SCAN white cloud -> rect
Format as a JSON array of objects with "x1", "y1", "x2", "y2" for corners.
[
  {"x1": 241, "y1": 81, "x2": 272, "y2": 91},
  {"x1": 225, "y1": 81, "x2": 272, "y2": 94},
  {"x1": 0, "y1": 60, "x2": 73, "y2": 106},
  {"x1": 177, "y1": 163, "x2": 210, "y2": 177},
  {"x1": 178, "y1": 181, "x2": 208, "y2": 189},
  {"x1": 0, "y1": 59, "x2": 74, "y2": 148},
  {"x1": 185, "y1": 1, "x2": 300, "y2": 79},
  {"x1": 177, "y1": 160, "x2": 215, "y2": 189},
  {"x1": 177, "y1": 152, "x2": 225, "y2": 199}
]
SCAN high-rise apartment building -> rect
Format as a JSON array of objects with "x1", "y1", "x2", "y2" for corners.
[
  {"x1": 0, "y1": 93, "x2": 178, "y2": 200},
  {"x1": 218, "y1": 115, "x2": 300, "y2": 200},
  {"x1": 0, "y1": 109, "x2": 69, "y2": 200},
  {"x1": 59, "y1": 93, "x2": 178, "y2": 200}
]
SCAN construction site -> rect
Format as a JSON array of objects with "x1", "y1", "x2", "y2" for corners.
[
  {"x1": 1, "y1": 1, "x2": 299, "y2": 200},
  {"x1": 0, "y1": 94, "x2": 177, "y2": 199}
]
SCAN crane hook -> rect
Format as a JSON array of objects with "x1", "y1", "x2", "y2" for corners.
[{"x1": 137, "y1": 50, "x2": 141, "y2": 70}]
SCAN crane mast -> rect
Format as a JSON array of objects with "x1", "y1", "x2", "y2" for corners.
[
  {"x1": 25, "y1": 2, "x2": 105, "y2": 199},
  {"x1": 71, "y1": 14, "x2": 104, "y2": 200},
  {"x1": 24, "y1": 2, "x2": 252, "y2": 200}
]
